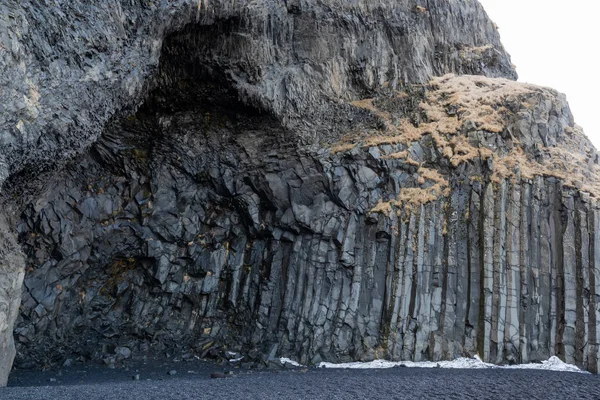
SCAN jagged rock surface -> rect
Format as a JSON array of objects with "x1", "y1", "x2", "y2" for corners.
[
  {"x1": 0, "y1": 0, "x2": 517, "y2": 385},
  {"x1": 2, "y1": 0, "x2": 599, "y2": 386},
  {"x1": 0, "y1": 214, "x2": 25, "y2": 386},
  {"x1": 12, "y1": 73, "x2": 600, "y2": 375},
  {"x1": 0, "y1": 0, "x2": 515, "y2": 185}
]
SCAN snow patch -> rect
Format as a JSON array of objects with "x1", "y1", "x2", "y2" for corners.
[
  {"x1": 227, "y1": 351, "x2": 244, "y2": 363},
  {"x1": 318, "y1": 355, "x2": 588, "y2": 374},
  {"x1": 504, "y1": 356, "x2": 584, "y2": 373},
  {"x1": 280, "y1": 357, "x2": 304, "y2": 367},
  {"x1": 318, "y1": 356, "x2": 491, "y2": 370}
]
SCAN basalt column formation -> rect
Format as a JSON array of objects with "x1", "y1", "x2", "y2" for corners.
[{"x1": 0, "y1": 0, "x2": 598, "y2": 386}]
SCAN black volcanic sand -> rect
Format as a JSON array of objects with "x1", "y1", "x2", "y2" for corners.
[
  {"x1": 8, "y1": 356, "x2": 225, "y2": 387},
  {"x1": 5, "y1": 358, "x2": 600, "y2": 400}
]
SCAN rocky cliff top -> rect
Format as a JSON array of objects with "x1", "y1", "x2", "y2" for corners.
[{"x1": 330, "y1": 74, "x2": 600, "y2": 213}]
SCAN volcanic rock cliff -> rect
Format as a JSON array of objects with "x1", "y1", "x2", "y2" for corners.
[{"x1": 0, "y1": 0, "x2": 597, "y2": 386}]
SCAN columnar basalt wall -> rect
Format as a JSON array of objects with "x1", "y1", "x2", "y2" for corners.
[
  {"x1": 1, "y1": 0, "x2": 599, "y2": 387},
  {"x1": 0, "y1": 0, "x2": 518, "y2": 385},
  {"x1": 11, "y1": 73, "x2": 600, "y2": 374}
]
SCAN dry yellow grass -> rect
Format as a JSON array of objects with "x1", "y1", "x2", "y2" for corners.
[
  {"x1": 333, "y1": 74, "x2": 600, "y2": 199},
  {"x1": 334, "y1": 74, "x2": 540, "y2": 154},
  {"x1": 350, "y1": 98, "x2": 379, "y2": 114},
  {"x1": 330, "y1": 142, "x2": 356, "y2": 154},
  {"x1": 384, "y1": 151, "x2": 421, "y2": 166},
  {"x1": 418, "y1": 166, "x2": 448, "y2": 186},
  {"x1": 427, "y1": 74, "x2": 537, "y2": 134},
  {"x1": 387, "y1": 150, "x2": 408, "y2": 159},
  {"x1": 364, "y1": 120, "x2": 425, "y2": 147},
  {"x1": 448, "y1": 136, "x2": 493, "y2": 167},
  {"x1": 486, "y1": 125, "x2": 600, "y2": 196},
  {"x1": 470, "y1": 44, "x2": 494, "y2": 54},
  {"x1": 371, "y1": 167, "x2": 450, "y2": 215},
  {"x1": 351, "y1": 98, "x2": 395, "y2": 132}
]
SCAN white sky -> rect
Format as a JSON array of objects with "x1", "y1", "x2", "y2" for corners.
[{"x1": 478, "y1": 0, "x2": 599, "y2": 147}]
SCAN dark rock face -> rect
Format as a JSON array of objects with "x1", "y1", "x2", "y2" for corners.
[
  {"x1": 0, "y1": 0, "x2": 515, "y2": 185},
  {"x1": 0, "y1": 0, "x2": 518, "y2": 385},
  {"x1": 11, "y1": 70, "x2": 600, "y2": 374},
  {"x1": 2, "y1": 0, "x2": 599, "y2": 387},
  {"x1": 0, "y1": 214, "x2": 25, "y2": 386}
]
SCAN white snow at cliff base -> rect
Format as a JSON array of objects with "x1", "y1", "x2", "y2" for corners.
[{"x1": 313, "y1": 356, "x2": 586, "y2": 373}]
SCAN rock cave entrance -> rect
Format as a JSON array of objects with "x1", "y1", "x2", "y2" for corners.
[
  {"x1": 6, "y1": 5, "x2": 599, "y2": 377},
  {"x1": 13, "y1": 22, "x2": 306, "y2": 369}
]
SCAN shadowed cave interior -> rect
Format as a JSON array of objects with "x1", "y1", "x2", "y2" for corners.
[{"x1": 13, "y1": 23, "x2": 315, "y2": 368}]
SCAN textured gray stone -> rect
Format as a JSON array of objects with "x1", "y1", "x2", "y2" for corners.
[
  {"x1": 0, "y1": 213, "x2": 25, "y2": 387},
  {"x1": 0, "y1": 0, "x2": 599, "y2": 387}
]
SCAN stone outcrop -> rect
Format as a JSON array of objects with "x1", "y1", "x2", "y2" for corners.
[
  {"x1": 0, "y1": 0, "x2": 514, "y2": 183},
  {"x1": 0, "y1": 0, "x2": 598, "y2": 386},
  {"x1": 11, "y1": 72, "x2": 600, "y2": 374},
  {"x1": 0, "y1": 213, "x2": 25, "y2": 386}
]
